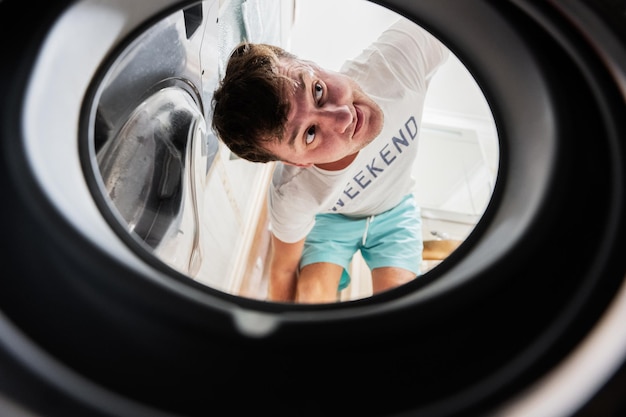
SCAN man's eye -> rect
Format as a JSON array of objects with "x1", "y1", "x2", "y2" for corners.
[
  {"x1": 314, "y1": 82, "x2": 323, "y2": 102},
  {"x1": 306, "y1": 126, "x2": 316, "y2": 144}
]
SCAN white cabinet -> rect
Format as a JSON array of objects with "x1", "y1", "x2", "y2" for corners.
[{"x1": 414, "y1": 123, "x2": 497, "y2": 241}]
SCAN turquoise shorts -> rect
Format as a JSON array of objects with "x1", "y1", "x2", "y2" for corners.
[{"x1": 300, "y1": 194, "x2": 423, "y2": 291}]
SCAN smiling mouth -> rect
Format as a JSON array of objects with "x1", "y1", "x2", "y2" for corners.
[{"x1": 354, "y1": 106, "x2": 363, "y2": 137}]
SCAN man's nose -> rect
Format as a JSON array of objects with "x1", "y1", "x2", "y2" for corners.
[{"x1": 318, "y1": 104, "x2": 352, "y2": 134}]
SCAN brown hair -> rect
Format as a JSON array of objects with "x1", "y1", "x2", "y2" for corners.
[{"x1": 211, "y1": 42, "x2": 297, "y2": 163}]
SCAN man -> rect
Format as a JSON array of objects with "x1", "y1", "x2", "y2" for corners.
[{"x1": 211, "y1": 17, "x2": 449, "y2": 303}]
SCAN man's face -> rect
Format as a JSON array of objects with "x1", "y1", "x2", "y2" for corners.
[{"x1": 264, "y1": 58, "x2": 384, "y2": 169}]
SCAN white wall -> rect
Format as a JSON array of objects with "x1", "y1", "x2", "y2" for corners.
[{"x1": 289, "y1": 0, "x2": 398, "y2": 71}]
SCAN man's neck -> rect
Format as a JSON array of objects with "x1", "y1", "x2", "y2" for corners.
[{"x1": 314, "y1": 152, "x2": 359, "y2": 171}]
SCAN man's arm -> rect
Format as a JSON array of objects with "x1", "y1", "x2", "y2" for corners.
[
  {"x1": 342, "y1": 17, "x2": 449, "y2": 93},
  {"x1": 267, "y1": 234, "x2": 305, "y2": 302}
]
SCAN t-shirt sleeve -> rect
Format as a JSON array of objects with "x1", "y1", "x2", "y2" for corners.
[
  {"x1": 267, "y1": 167, "x2": 317, "y2": 243},
  {"x1": 341, "y1": 17, "x2": 450, "y2": 93}
]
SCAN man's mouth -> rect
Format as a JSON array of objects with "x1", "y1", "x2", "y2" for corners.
[{"x1": 354, "y1": 106, "x2": 363, "y2": 137}]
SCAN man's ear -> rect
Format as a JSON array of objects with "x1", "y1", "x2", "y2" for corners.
[{"x1": 282, "y1": 160, "x2": 313, "y2": 168}]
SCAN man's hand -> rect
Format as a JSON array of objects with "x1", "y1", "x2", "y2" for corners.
[{"x1": 267, "y1": 234, "x2": 305, "y2": 302}]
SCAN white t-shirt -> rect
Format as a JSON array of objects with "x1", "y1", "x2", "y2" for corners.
[{"x1": 269, "y1": 18, "x2": 449, "y2": 243}]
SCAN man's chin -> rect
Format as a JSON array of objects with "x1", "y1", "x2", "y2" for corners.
[{"x1": 360, "y1": 130, "x2": 379, "y2": 149}]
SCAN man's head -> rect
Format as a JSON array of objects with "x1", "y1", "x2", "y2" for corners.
[
  {"x1": 211, "y1": 43, "x2": 293, "y2": 163},
  {"x1": 211, "y1": 42, "x2": 384, "y2": 168}
]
